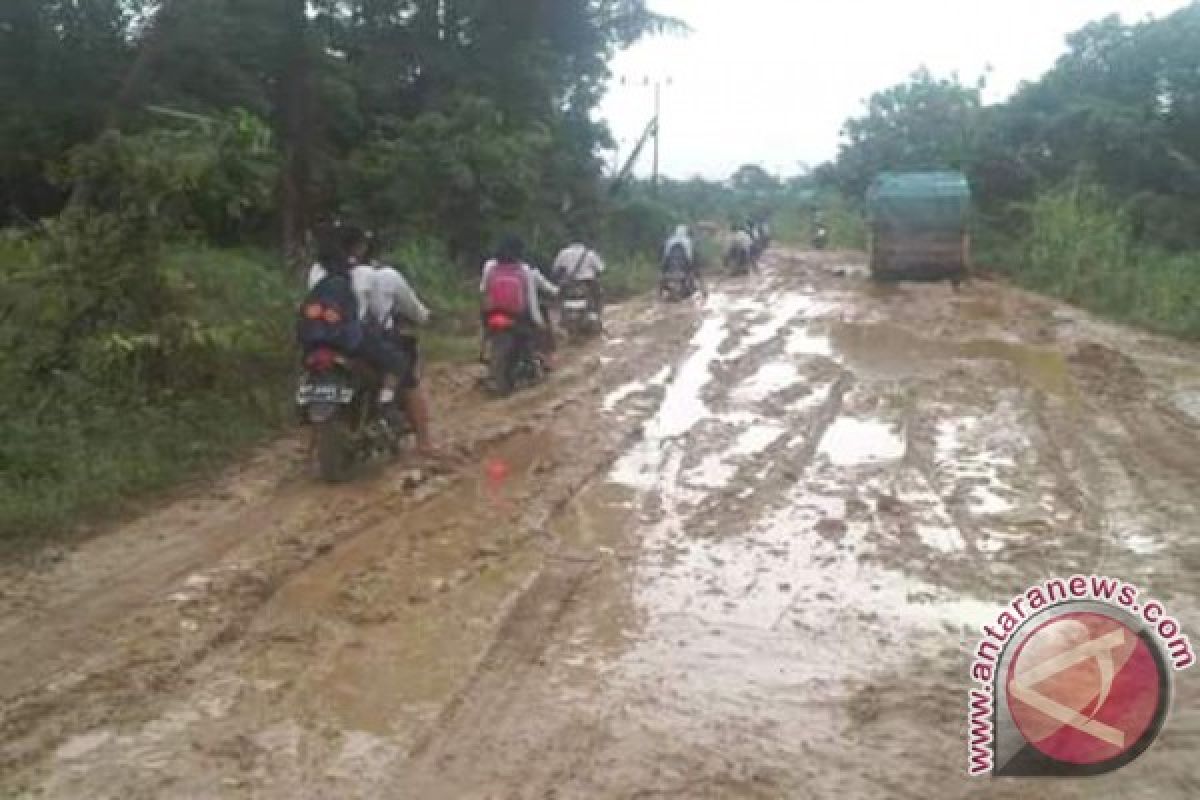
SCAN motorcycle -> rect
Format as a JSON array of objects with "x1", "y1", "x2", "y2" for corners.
[
  {"x1": 660, "y1": 264, "x2": 696, "y2": 303},
  {"x1": 483, "y1": 311, "x2": 544, "y2": 396},
  {"x1": 559, "y1": 279, "x2": 602, "y2": 340},
  {"x1": 813, "y1": 225, "x2": 829, "y2": 250},
  {"x1": 296, "y1": 348, "x2": 408, "y2": 483},
  {"x1": 725, "y1": 244, "x2": 753, "y2": 276}
]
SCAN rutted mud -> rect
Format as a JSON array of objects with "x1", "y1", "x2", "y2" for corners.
[{"x1": 3, "y1": 250, "x2": 1200, "y2": 798}]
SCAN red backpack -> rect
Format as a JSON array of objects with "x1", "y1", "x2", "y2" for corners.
[{"x1": 485, "y1": 261, "x2": 528, "y2": 315}]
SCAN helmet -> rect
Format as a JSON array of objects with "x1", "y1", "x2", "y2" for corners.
[{"x1": 496, "y1": 234, "x2": 525, "y2": 263}]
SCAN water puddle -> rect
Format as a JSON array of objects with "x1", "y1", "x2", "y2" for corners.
[
  {"x1": 916, "y1": 523, "x2": 967, "y2": 553},
  {"x1": 829, "y1": 322, "x2": 1074, "y2": 396},
  {"x1": 732, "y1": 362, "x2": 802, "y2": 404},
  {"x1": 1172, "y1": 389, "x2": 1200, "y2": 425},
  {"x1": 602, "y1": 366, "x2": 671, "y2": 412},
  {"x1": 724, "y1": 294, "x2": 825, "y2": 361},
  {"x1": 933, "y1": 413, "x2": 1027, "y2": 518},
  {"x1": 1125, "y1": 532, "x2": 1166, "y2": 556},
  {"x1": 651, "y1": 315, "x2": 727, "y2": 439},
  {"x1": 631, "y1": 482, "x2": 995, "y2": 638},
  {"x1": 818, "y1": 418, "x2": 906, "y2": 467},
  {"x1": 785, "y1": 325, "x2": 834, "y2": 358},
  {"x1": 968, "y1": 485, "x2": 1016, "y2": 515},
  {"x1": 685, "y1": 423, "x2": 788, "y2": 490}
]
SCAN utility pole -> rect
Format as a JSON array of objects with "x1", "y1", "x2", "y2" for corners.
[
  {"x1": 652, "y1": 81, "x2": 661, "y2": 196},
  {"x1": 616, "y1": 74, "x2": 670, "y2": 194}
]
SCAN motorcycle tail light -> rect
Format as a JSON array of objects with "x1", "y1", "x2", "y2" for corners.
[
  {"x1": 487, "y1": 313, "x2": 514, "y2": 330},
  {"x1": 306, "y1": 348, "x2": 338, "y2": 372}
]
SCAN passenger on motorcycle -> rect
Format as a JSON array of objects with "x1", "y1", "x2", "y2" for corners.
[
  {"x1": 301, "y1": 225, "x2": 409, "y2": 430},
  {"x1": 552, "y1": 241, "x2": 605, "y2": 315},
  {"x1": 481, "y1": 235, "x2": 560, "y2": 364},
  {"x1": 362, "y1": 235, "x2": 438, "y2": 456}
]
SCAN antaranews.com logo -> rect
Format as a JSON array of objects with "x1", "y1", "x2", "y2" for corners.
[{"x1": 968, "y1": 574, "x2": 1194, "y2": 777}]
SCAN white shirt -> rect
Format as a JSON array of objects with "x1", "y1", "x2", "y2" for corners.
[
  {"x1": 552, "y1": 244, "x2": 605, "y2": 281},
  {"x1": 371, "y1": 265, "x2": 430, "y2": 328},
  {"x1": 663, "y1": 226, "x2": 694, "y2": 263},
  {"x1": 732, "y1": 231, "x2": 755, "y2": 251},
  {"x1": 480, "y1": 259, "x2": 558, "y2": 327},
  {"x1": 307, "y1": 262, "x2": 374, "y2": 321}
]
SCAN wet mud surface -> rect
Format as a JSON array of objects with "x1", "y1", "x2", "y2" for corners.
[{"x1": 2, "y1": 250, "x2": 1200, "y2": 798}]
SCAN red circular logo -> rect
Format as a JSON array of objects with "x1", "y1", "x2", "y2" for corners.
[{"x1": 1006, "y1": 611, "x2": 1163, "y2": 766}]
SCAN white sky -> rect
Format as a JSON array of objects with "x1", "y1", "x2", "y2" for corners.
[{"x1": 599, "y1": 0, "x2": 1191, "y2": 180}]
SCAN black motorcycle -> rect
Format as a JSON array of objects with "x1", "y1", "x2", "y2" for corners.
[
  {"x1": 559, "y1": 279, "x2": 602, "y2": 340},
  {"x1": 296, "y1": 348, "x2": 408, "y2": 482},
  {"x1": 483, "y1": 311, "x2": 544, "y2": 396}
]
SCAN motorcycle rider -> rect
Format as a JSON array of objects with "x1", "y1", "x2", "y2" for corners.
[
  {"x1": 362, "y1": 235, "x2": 438, "y2": 457},
  {"x1": 812, "y1": 210, "x2": 829, "y2": 249},
  {"x1": 661, "y1": 224, "x2": 706, "y2": 296},
  {"x1": 302, "y1": 224, "x2": 409, "y2": 430},
  {"x1": 481, "y1": 234, "x2": 560, "y2": 365},
  {"x1": 727, "y1": 223, "x2": 757, "y2": 272},
  {"x1": 552, "y1": 240, "x2": 606, "y2": 319}
]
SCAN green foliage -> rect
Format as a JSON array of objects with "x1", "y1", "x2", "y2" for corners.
[
  {"x1": 603, "y1": 255, "x2": 662, "y2": 301},
  {"x1": 342, "y1": 94, "x2": 556, "y2": 260},
  {"x1": 382, "y1": 237, "x2": 478, "y2": 330},
  {"x1": 834, "y1": 68, "x2": 984, "y2": 202},
  {"x1": 0, "y1": 245, "x2": 294, "y2": 540},
  {"x1": 994, "y1": 179, "x2": 1200, "y2": 337},
  {"x1": 819, "y1": 6, "x2": 1200, "y2": 336},
  {"x1": 0, "y1": 0, "x2": 697, "y2": 540}
]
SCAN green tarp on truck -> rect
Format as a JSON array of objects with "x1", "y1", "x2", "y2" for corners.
[{"x1": 867, "y1": 171, "x2": 971, "y2": 281}]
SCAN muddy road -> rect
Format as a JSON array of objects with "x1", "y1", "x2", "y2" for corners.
[{"x1": 3, "y1": 249, "x2": 1200, "y2": 798}]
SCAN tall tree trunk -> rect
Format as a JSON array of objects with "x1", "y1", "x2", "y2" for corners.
[{"x1": 279, "y1": 0, "x2": 312, "y2": 278}]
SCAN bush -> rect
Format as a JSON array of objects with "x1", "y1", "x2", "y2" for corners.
[
  {"x1": 994, "y1": 179, "x2": 1200, "y2": 338},
  {"x1": 0, "y1": 244, "x2": 293, "y2": 542}
]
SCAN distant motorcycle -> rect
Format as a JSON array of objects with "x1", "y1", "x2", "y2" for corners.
[
  {"x1": 559, "y1": 279, "x2": 602, "y2": 340},
  {"x1": 483, "y1": 311, "x2": 544, "y2": 396},
  {"x1": 813, "y1": 225, "x2": 829, "y2": 250},
  {"x1": 295, "y1": 347, "x2": 408, "y2": 482}
]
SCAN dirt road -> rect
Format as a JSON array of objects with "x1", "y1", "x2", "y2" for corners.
[{"x1": 3, "y1": 249, "x2": 1199, "y2": 798}]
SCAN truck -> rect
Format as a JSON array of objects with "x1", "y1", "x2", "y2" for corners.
[{"x1": 866, "y1": 171, "x2": 971, "y2": 282}]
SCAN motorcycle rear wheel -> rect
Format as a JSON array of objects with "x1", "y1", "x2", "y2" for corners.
[
  {"x1": 315, "y1": 419, "x2": 354, "y2": 483},
  {"x1": 488, "y1": 332, "x2": 516, "y2": 396}
]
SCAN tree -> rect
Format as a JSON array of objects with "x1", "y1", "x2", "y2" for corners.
[
  {"x1": 833, "y1": 68, "x2": 984, "y2": 201},
  {"x1": 730, "y1": 164, "x2": 778, "y2": 194}
]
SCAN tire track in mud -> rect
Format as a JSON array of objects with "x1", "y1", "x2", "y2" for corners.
[
  {"x1": 0, "y1": 295, "x2": 702, "y2": 796},
  {"x1": 384, "y1": 259, "x2": 855, "y2": 796},
  {"x1": 370, "y1": 252, "x2": 1200, "y2": 800}
]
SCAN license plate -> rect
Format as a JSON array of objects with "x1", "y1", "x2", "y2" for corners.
[
  {"x1": 563, "y1": 299, "x2": 588, "y2": 311},
  {"x1": 296, "y1": 382, "x2": 354, "y2": 405}
]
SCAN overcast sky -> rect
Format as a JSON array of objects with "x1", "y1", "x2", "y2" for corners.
[{"x1": 599, "y1": 0, "x2": 1191, "y2": 180}]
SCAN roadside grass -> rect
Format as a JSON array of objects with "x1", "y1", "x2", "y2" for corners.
[
  {"x1": 1, "y1": 244, "x2": 296, "y2": 544},
  {"x1": 1, "y1": 237, "x2": 666, "y2": 544},
  {"x1": 985, "y1": 182, "x2": 1200, "y2": 339},
  {"x1": 603, "y1": 254, "x2": 661, "y2": 301}
]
